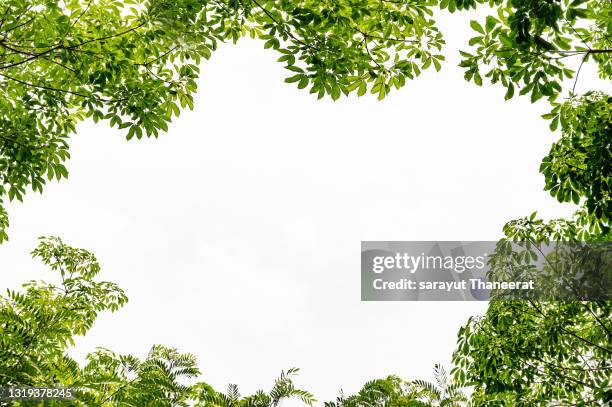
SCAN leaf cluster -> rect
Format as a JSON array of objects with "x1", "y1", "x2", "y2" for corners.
[
  {"x1": 0, "y1": 0, "x2": 452, "y2": 242},
  {"x1": 456, "y1": 0, "x2": 610, "y2": 103},
  {"x1": 451, "y1": 215, "x2": 612, "y2": 405},
  {"x1": 540, "y1": 92, "x2": 611, "y2": 227}
]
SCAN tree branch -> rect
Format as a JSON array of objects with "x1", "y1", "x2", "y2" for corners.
[{"x1": 0, "y1": 72, "x2": 121, "y2": 102}]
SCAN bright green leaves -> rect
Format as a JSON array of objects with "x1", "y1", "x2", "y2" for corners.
[
  {"x1": 454, "y1": 0, "x2": 611, "y2": 237},
  {"x1": 326, "y1": 375, "x2": 415, "y2": 406},
  {"x1": 0, "y1": 0, "x2": 229, "y2": 242},
  {"x1": 454, "y1": 7, "x2": 611, "y2": 392},
  {"x1": 452, "y1": 281, "x2": 612, "y2": 405},
  {"x1": 0, "y1": 99, "x2": 74, "y2": 240},
  {"x1": 0, "y1": 238, "x2": 314, "y2": 406},
  {"x1": 452, "y1": 213, "x2": 612, "y2": 404},
  {"x1": 0, "y1": 0, "x2": 450, "y2": 243},
  {"x1": 504, "y1": 82, "x2": 514, "y2": 100},
  {"x1": 31, "y1": 236, "x2": 128, "y2": 314},
  {"x1": 0, "y1": 237, "x2": 127, "y2": 387},
  {"x1": 540, "y1": 92, "x2": 611, "y2": 227},
  {"x1": 250, "y1": 0, "x2": 445, "y2": 102},
  {"x1": 0, "y1": 237, "x2": 201, "y2": 405},
  {"x1": 326, "y1": 370, "x2": 468, "y2": 407},
  {"x1": 80, "y1": 345, "x2": 201, "y2": 405},
  {"x1": 196, "y1": 368, "x2": 315, "y2": 407},
  {"x1": 459, "y1": 9, "x2": 570, "y2": 104},
  {"x1": 0, "y1": 205, "x2": 8, "y2": 243},
  {"x1": 0, "y1": 0, "x2": 606, "y2": 248},
  {"x1": 458, "y1": 0, "x2": 610, "y2": 104},
  {"x1": 439, "y1": 0, "x2": 490, "y2": 13}
]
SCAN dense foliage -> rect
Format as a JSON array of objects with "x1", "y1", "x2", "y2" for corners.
[
  {"x1": 452, "y1": 216, "x2": 611, "y2": 405},
  {"x1": 0, "y1": 239, "x2": 462, "y2": 406},
  {"x1": 0, "y1": 237, "x2": 128, "y2": 390},
  {"x1": 447, "y1": 0, "x2": 611, "y2": 403},
  {"x1": 324, "y1": 366, "x2": 467, "y2": 407},
  {"x1": 0, "y1": 237, "x2": 203, "y2": 406},
  {"x1": 0, "y1": 0, "x2": 609, "y2": 241},
  {"x1": 0, "y1": 237, "x2": 318, "y2": 406},
  {"x1": 0, "y1": 0, "x2": 449, "y2": 241},
  {"x1": 196, "y1": 368, "x2": 316, "y2": 407},
  {"x1": 455, "y1": 0, "x2": 610, "y2": 102},
  {"x1": 0, "y1": 0, "x2": 610, "y2": 405},
  {"x1": 541, "y1": 92, "x2": 611, "y2": 227}
]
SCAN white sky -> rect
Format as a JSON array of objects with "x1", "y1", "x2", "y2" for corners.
[{"x1": 0, "y1": 8, "x2": 607, "y2": 405}]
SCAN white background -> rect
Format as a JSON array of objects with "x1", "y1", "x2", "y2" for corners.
[{"x1": 0, "y1": 8, "x2": 606, "y2": 404}]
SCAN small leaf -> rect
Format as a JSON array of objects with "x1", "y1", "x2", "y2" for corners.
[
  {"x1": 470, "y1": 20, "x2": 485, "y2": 34},
  {"x1": 504, "y1": 83, "x2": 514, "y2": 100}
]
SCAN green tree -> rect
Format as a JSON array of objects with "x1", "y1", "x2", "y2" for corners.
[
  {"x1": 411, "y1": 364, "x2": 467, "y2": 407},
  {"x1": 324, "y1": 366, "x2": 467, "y2": 407},
  {"x1": 324, "y1": 375, "x2": 419, "y2": 407},
  {"x1": 0, "y1": 237, "x2": 318, "y2": 406},
  {"x1": 452, "y1": 0, "x2": 610, "y2": 102},
  {"x1": 1, "y1": 1, "x2": 610, "y2": 405},
  {"x1": 195, "y1": 368, "x2": 315, "y2": 407},
  {"x1": 1, "y1": 0, "x2": 607, "y2": 242},
  {"x1": 540, "y1": 92, "x2": 610, "y2": 228},
  {"x1": 0, "y1": 0, "x2": 447, "y2": 242},
  {"x1": 451, "y1": 216, "x2": 612, "y2": 405},
  {"x1": 453, "y1": 0, "x2": 610, "y2": 232},
  {"x1": 0, "y1": 236, "x2": 128, "y2": 389},
  {"x1": 445, "y1": 0, "x2": 611, "y2": 404},
  {"x1": 0, "y1": 237, "x2": 205, "y2": 406}
]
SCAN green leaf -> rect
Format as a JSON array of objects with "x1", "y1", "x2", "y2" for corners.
[
  {"x1": 504, "y1": 83, "x2": 514, "y2": 100},
  {"x1": 470, "y1": 20, "x2": 485, "y2": 34},
  {"x1": 485, "y1": 16, "x2": 498, "y2": 32},
  {"x1": 285, "y1": 74, "x2": 303, "y2": 83}
]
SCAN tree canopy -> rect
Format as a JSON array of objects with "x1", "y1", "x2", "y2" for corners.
[
  {"x1": 0, "y1": 0, "x2": 450, "y2": 241},
  {"x1": 0, "y1": 237, "x2": 311, "y2": 406},
  {"x1": 0, "y1": 238, "x2": 458, "y2": 406},
  {"x1": 446, "y1": 1, "x2": 611, "y2": 403},
  {"x1": 0, "y1": 0, "x2": 609, "y2": 241},
  {"x1": 455, "y1": 0, "x2": 610, "y2": 101},
  {"x1": 0, "y1": 0, "x2": 610, "y2": 405},
  {"x1": 451, "y1": 216, "x2": 611, "y2": 405}
]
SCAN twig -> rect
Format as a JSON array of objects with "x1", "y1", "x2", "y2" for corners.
[{"x1": 572, "y1": 51, "x2": 589, "y2": 94}]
